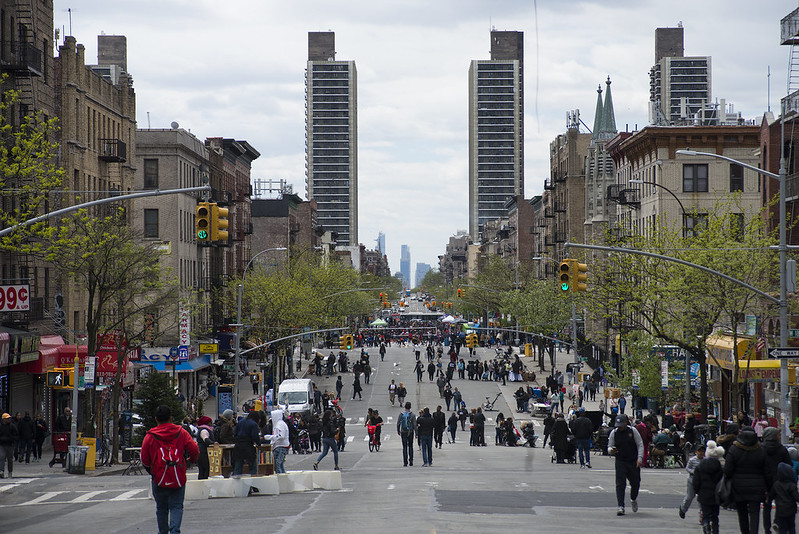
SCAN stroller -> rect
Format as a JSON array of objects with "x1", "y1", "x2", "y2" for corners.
[
  {"x1": 551, "y1": 434, "x2": 577, "y2": 463},
  {"x1": 297, "y1": 429, "x2": 311, "y2": 454}
]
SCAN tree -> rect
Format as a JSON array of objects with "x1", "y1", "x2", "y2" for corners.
[
  {"x1": 134, "y1": 370, "x2": 185, "y2": 445},
  {"x1": 590, "y1": 197, "x2": 777, "y2": 422}
]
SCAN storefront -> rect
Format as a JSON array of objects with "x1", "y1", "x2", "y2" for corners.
[
  {"x1": 0, "y1": 327, "x2": 41, "y2": 416},
  {"x1": 705, "y1": 333, "x2": 763, "y2": 421}
]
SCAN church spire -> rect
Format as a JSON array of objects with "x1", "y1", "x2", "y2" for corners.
[
  {"x1": 592, "y1": 84, "x2": 604, "y2": 140},
  {"x1": 601, "y1": 76, "x2": 617, "y2": 136}
]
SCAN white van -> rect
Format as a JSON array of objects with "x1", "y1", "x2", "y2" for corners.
[{"x1": 277, "y1": 378, "x2": 314, "y2": 415}]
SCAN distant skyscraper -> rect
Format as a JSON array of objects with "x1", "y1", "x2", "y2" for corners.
[
  {"x1": 414, "y1": 263, "x2": 431, "y2": 288},
  {"x1": 400, "y1": 245, "x2": 411, "y2": 288},
  {"x1": 468, "y1": 30, "x2": 524, "y2": 240},
  {"x1": 305, "y1": 31, "x2": 358, "y2": 246},
  {"x1": 649, "y1": 26, "x2": 711, "y2": 125},
  {"x1": 376, "y1": 232, "x2": 385, "y2": 255}
]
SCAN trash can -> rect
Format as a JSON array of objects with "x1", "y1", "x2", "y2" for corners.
[{"x1": 67, "y1": 445, "x2": 89, "y2": 475}]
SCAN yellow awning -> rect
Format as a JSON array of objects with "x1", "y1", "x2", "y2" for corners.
[
  {"x1": 735, "y1": 359, "x2": 798, "y2": 383},
  {"x1": 706, "y1": 334, "x2": 756, "y2": 371}
]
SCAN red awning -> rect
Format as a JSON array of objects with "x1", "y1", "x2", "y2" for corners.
[{"x1": 15, "y1": 347, "x2": 61, "y2": 374}]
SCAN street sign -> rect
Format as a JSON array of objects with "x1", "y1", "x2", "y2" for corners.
[
  {"x1": 169, "y1": 346, "x2": 178, "y2": 359},
  {"x1": 178, "y1": 345, "x2": 189, "y2": 362},
  {"x1": 769, "y1": 347, "x2": 799, "y2": 358},
  {"x1": 790, "y1": 329, "x2": 799, "y2": 338},
  {"x1": 199, "y1": 343, "x2": 218, "y2": 354}
]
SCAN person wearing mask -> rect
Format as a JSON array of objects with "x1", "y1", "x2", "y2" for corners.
[
  {"x1": 724, "y1": 425, "x2": 771, "y2": 534},
  {"x1": 195, "y1": 416, "x2": 215, "y2": 480},
  {"x1": 608, "y1": 414, "x2": 644, "y2": 516},
  {"x1": 264, "y1": 410, "x2": 290, "y2": 474}
]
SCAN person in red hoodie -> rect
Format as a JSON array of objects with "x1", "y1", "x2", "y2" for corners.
[{"x1": 141, "y1": 405, "x2": 199, "y2": 534}]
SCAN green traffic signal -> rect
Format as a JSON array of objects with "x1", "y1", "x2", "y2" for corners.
[
  {"x1": 560, "y1": 282, "x2": 569, "y2": 291},
  {"x1": 197, "y1": 229, "x2": 208, "y2": 239},
  {"x1": 559, "y1": 260, "x2": 572, "y2": 292}
]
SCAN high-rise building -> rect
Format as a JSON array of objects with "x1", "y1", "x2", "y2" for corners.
[
  {"x1": 305, "y1": 31, "x2": 358, "y2": 246},
  {"x1": 468, "y1": 30, "x2": 524, "y2": 240},
  {"x1": 649, "y1": 26, "x2": 711, "y2": 126},
  {"x1": 400, "y1": 245, "x2": 411, "y2": 288},
  {"x1": 414, "y1": 263, "x2": 431, "y2": 288},
  {"x1": 376, "y1": 232, "x2": 385, "y2": 255}
]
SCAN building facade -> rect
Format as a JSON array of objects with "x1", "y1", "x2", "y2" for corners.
[
  {"x1": 585, "y1": 77, "x2": 619, "y2": 243},
  {"x1": 468, "y1": 30, "x2": 524, "y2": 240},
  {"x1": 400, "y1": 245, "x2": 411, "y2": 288},
  {"x1": 305, "y1": 31, "x2": 358, "y2": 246}
]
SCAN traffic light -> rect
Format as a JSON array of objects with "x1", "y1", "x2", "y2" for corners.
[
  {"x1": 339, "y1": 336, "x2": 348, "y2": 350},
  {"x1": 47, "y1": 370, "x2": 66, "y2": 387},
  {"x1": 466, "y1": 333, "x2": 477, "y2": 348},
  {"x1": 196, "y1": 202, "x2": 211, "y2": 244},
  {"x1": 559, "y1": 260, "x2": 573, "y2": 292},
  {"x1": 457, "y1": 288, "x2": 464, "y2": 298},
  {"x1": 210, "y1": 204, "x2": 229, "y2": 243},
  {"x1": 573, "y1": 261, "x2": 588, "y2": 292},
  {"x1": 345, "y1": 335, "x2": 354, "y2": 350}
]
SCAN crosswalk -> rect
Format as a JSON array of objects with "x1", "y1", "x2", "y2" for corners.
[{"x1": 0, "y1": 481, "x2": 149, "y2": 507}]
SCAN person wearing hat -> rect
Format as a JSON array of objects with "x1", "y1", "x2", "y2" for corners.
[
  {"x1": 762, "y1": 426, "x2": 790, "y2": 533},
  {"x1": 693, "y1": 440, "x2": 725, "y2": 534},
  {"x1": 217, "y1": 409, "x2": 235, "y2": 445},
  {"x1": 608, "y1": 414, "x2": 643, "y2": 516},
  {"x1": 195, "y1": 416, "x2": 215, "y2": 480},
  {"x1": 0, "y1": 413, "x2": 18, "y2": 478}
]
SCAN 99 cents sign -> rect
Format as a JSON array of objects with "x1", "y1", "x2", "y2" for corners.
[{"x1": 0, "y1": 285, "x2": 30, "y2": 312}]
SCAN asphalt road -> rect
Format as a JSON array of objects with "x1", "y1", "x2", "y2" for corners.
[{"x1": 0, "y1": 342, "x2": 743, "y2": 533}]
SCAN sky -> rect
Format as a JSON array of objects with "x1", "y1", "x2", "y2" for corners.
[{"x1": 53, "y1": 0, "x2": 798, "y2": 277}]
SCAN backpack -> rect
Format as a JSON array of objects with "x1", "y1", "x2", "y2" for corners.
[
  {"x1": 148, "y1": 428, "x2": 188, "y2": 488},
  {"x1": 399, "y1": 412, "x2": 414, "y2": 433}
]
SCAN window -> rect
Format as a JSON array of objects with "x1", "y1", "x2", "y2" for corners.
[
  {"x1": 730, "y1": 163, "x2": 743, "y2": 192},
  {"x1": 684, "y1": 213, "x2": 708, "y2": 237},
  {"x1": 683, "y1": 164, "x2": 708, "y2": 192},
  {"x1": 143, "y1": 159, "x2": 159, "y2": 189},
  {"x1": 144, "y1": 209, "x2": 159, "y2": 238}
]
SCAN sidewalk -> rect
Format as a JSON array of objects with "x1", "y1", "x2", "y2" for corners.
[{"x1": 7, "y1": 456, "x2": 128, "y2": 478}]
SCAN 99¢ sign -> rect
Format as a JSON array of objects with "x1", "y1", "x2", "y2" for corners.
[{"x1": 0, "y1": 284, "x2": 30, "y2": 312}]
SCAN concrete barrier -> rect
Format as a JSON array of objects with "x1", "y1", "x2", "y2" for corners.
[{"x1": 183, "y1": 471, "x2": 339, "y2": 500}]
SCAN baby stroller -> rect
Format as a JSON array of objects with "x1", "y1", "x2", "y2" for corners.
[
  {"x1": 551, "y1": 434, "x2": 577, "y2": 463},
  {"x1": 297, "y1": 429, "x2": 311, "y2": 454}
]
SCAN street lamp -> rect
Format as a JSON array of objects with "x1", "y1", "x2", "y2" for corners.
[
  {"x1": 233, "y1": 247, "x2": 287, "y2": 414},
  {"x1": 677, "y1": 148, "x2": 789, "y2": 439}
]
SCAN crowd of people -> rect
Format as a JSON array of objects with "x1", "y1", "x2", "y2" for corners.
[{"x1": 0, "y1": 410, "x2": 50, "y2": 478}]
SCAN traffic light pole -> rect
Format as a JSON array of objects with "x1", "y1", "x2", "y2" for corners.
[{"x1": 71, "y1": 355, "x2": 79, "y2": 446}]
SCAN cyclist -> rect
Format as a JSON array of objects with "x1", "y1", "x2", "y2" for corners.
[{"x1": 368, "y1": 409, "x2": 383, "y2": 446}]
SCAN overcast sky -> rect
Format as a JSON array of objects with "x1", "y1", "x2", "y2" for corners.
[{"x1": 54, "y1": 0, "x2": 797, "y2": 277}]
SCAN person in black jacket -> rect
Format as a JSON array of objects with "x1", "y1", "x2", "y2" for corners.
[
  {"x1": 543, "y1": 413, "x2": 555, "y2": 447},
  {"x1": 33, "y1": 414, "x2": 48, "y2": 462},
  {"x1": 447, "y1": 412, "x2": 458, "y2": 443},
  {"x1": 762, "y1": 427, "x2": 792, "y2": 533},
  {"x1": 17, "y1": 412, "x2": 35, "y2": 464},
  {"x1": 432, "y1": 406, "x2": 446, "y2": 449},
  {"x1": 551, "y1": 414, "x2": 570, "y2": 463},
  {"x1": 693, "y1": 440, "x2": 725, "y2": 534},
  {"x1": 724, "y1": 426, "x2": 772, "y2": 534},
  {"x1": 772, "y1": 461, "x2": 799, "y2": 534},
  {"x1": 313, "y1": 409, "x2": 340, "y2": 471},
  {"x1": 416, "y1": 407, "x2": 435, "y2": 466},
  {"x1": 0, "y1": 413, "x2": 18, "y2": 478},
  {"x1": 571, "y1": 407, "x2": 594, "y2": 469}
]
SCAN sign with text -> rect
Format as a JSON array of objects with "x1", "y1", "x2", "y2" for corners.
[
  {"x1": 661, "y1": 361, "x2": 669, "y2": 388},
  {"x1": 0, "y1": 284, "x2": 29, "y2": 312},
  {"x1": 179, "y1": 303, "x2": 191, "y2": 346}
]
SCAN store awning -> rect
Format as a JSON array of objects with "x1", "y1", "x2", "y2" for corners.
[
  {"x1": 148, "y1": 354, "x2": 211, "y2": 374},
  {"x1": 736, "y1": 359, "x2": 799, "y2": 383},
  {"x1": 706, "y1": 334, "x2": 758, "y2": 371}
]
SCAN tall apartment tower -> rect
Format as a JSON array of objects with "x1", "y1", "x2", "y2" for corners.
[
  {"x1": 649, "y1": 26, "x2": 711, "y2": 125},
  {"x1": 400, "y1": 245, "x2": 411, "y2": 288},
  {"x1": 305, "y1": 31, "x2": 358, "y2": 246},
  {"x1": 468, "y1": 30, "x2": 524, "y2": 240}
]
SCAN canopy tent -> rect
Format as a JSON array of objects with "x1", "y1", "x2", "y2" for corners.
[{"x1": 369, "y1": 318, "x2": 388, "y2": 327}]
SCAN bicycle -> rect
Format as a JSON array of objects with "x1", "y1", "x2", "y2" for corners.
[
  {"x1": 95, "y1": 435, "x2": 112, "y2": 467},
  {"x1": 483, "y1": 392, "x2": 502, "y2": 411},
  {"x1": 367, "y1": 424, "x2": 381, "y2": 452}
]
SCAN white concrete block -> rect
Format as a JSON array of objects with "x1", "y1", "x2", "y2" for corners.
[
  {"x1": 286, "y1": 471, "x2": 314, "y2": 492},
  {"x1": 184, "y1": 479, "x2": 210, "y2": 501},
  {"x1": 312, "y1": 470, "x2": 342, "y2": 490},
  {"x1": 276, "y1": 473, "x2": 291, "y2": 493},
  {"x1": 249, "y1": 475, "x2": 280, "y2": 495}
]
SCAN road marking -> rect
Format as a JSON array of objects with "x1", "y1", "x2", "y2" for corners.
[
  {"x1": 639, "y1": 489, "x2": 655, "y2": 494},
  {"x1": 386, "y1": 417, "x2": 393, "y2": 423},
  {"x1": 0, "y1": 485, "x2": 17, "y2": 493},
  {"x1": 22, "y1": 492, "x2": 63, "y2": 505},
  {"x1": 2, "y1": 477, "x2": 36, "y2": 484},
  {"x1": 110, "y1": 489, "x2": 146, "y2": 501},
  {"x1": 387, "y1": 484, "x2": 395, "y2": 490},
  {"x1": 357, "y1": 417, "x2": 364, "y2": 424},
  {"x1": 346, "y1": 436, "x2": 354, "y2": 443},
  {"x1": 589, "y1": 485, "x2": 604, "y2": 491},
  {"x1": 70, "y1": 491, "x2": 105, "y2": 503}
]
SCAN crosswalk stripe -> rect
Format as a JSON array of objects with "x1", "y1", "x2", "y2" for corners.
[
  {"x1": 69, "y1": 491, "x2": 105, "y2": 503},
  {"x1": 0, "y1": 485, "x2": 17, "y2": 493},
  {"x1": 357, "y1": 417, "x2": 364, "y2": 424},
  {"x1": 110, "y1": 489, "x2": 145, "y2": 501},
  {"x1": 22, "y1": 492, "x2": 63, "y2": 505},
  {"x1": 346, "y1": 436, "x2": 354, "y2": 443}
]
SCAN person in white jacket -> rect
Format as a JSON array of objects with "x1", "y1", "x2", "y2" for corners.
[{"x1": 264, "y1": 410, "x2": 290, "y2": 474}]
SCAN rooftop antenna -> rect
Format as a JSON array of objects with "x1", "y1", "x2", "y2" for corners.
[
  {"x1": 147, "y1": 112, "x2": 151, "y2": 129},
  {"x1": 68, "y1": 8, "x2": 72, "y2": 36},
  {"x1": 768, "y1": 65, "x2": 771, "y2": 113}
]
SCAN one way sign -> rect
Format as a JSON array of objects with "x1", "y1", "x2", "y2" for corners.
[{"x1": 769, "y1": 347, "x2": 799, "y2": 358}]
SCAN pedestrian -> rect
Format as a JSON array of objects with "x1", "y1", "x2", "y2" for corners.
[
  {"x1": 551, "y1": 414, "x2": 569, "y2": 463},
  {"x1": 33, "y1": 413, "x2": 47, "y2": 462},
  {"x1": 313, "y1": 386, "x2": 322, "y2": 413},
  {"x1": 678, "y1": 443, "x2": 705, "y2": 519},
  {"x1": 417, "y1": 407, "x2": 435, "y2": 466},
  {"x1": 608, "y1": 414, "x2": 644, "y2": 516},
  {"x1": 693, "y1": 440, "x2": 725, "y2": 534},
  {"x1": 474, "y1": 407, "x2": 486, "y2": 446},
  {"x1": 427, "y1": 362, "x2": 436, "y2": 382},
  {"x1": 250, "y1": 371, "x2": 259, "y2": 395},
  {"x1": 571, "y1": 407, "x2": 593, "y2": 468},
  {"x1": 351, "y1": 374, "x2": 363, "y2": 400},
  {"x1": 363, "y1": 361, "x2": 371, "y2": 385},
  {"x1": 443, "y1": 386, "x2": 453, "y2": 411},
  {"x1": 543, "y1": 412, "x2": 555, "y2": 447},
  {"x1": 0, "y1": 413, "x2": 17, "y2": 478},
  {"x1": 232, "y1": 411, "x2": 261, "y2": 476},
  {"x1": 724, "y1": 425, "x2": 771, "y2": 534},
  {"x1": 396, "y1": 383, "x2": 407, "y2": 407},
  {"x1": 141, "y1": 405, "x2": 199, "y2": 534},
  {"x1": 415, "y1": 360, "x2": 424, "y2": 382},
  {"x1": 17, "y1": 412, "x2": 35, "y2": 463},
  {"x1": 379, "y1": 343, "x2": 386, "y2": 361},
  {"x1": 195, "y1": 416, "x2": 215, "y2": 480},
  {"x1": 388, "y1": 380, "x2": 397, "y2": 406},
  {"x1": 313, "y1": 409, "x2": 340, "y2": 471},
  {"x1": 452, "y1": 388, "x2": 462, "y2": 408},
  {"x1": 335, "y1": 376, "x2": 343, "y2": 400},
  {"x1": 457, "y1": 403, "x2": 468, "y2": 431},
  {"x1": 618, "y1": 395, "x2": 627, "y2": 415},
  {"x1": 264, "y1": 410, "x2": 290, "y2": 474},
  {"x1": 215, "y1": 409, "x2": 235, "y2": 444},
  {"x1": 772, "y1": 462, "x2": 799, "y2": 534},
  {"x1": 432, "y1": 406, "x2": 446, "y2": 449},
  {"x1": 763, "y1": 426, "x2": 791, "y2": 533},
  {"x1": 447, "y1": 412, "x2": 458, "y2": 444},
  {"x1": 397, "y1": 402, "x2": 417, "y2": 467}
]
